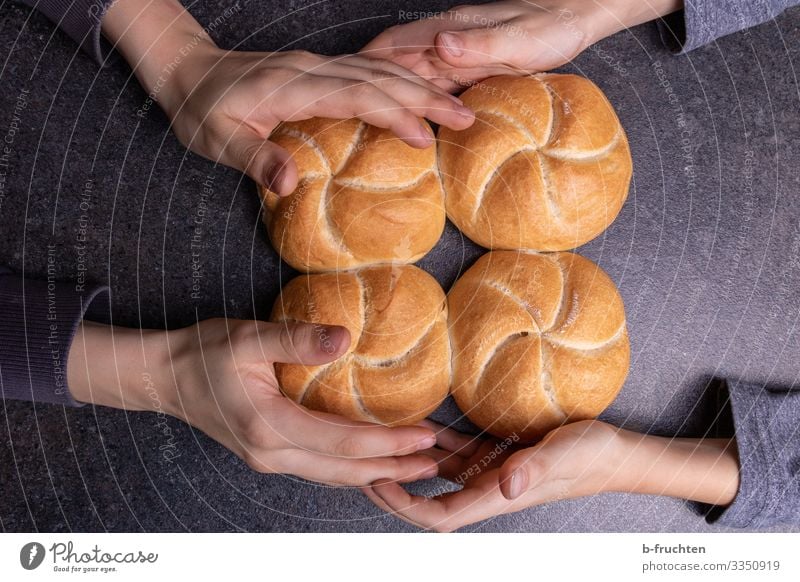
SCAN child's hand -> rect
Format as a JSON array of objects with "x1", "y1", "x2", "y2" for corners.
[
  {"x1": 363, "y1": 420, "x2": 739, "y2": 532},
  {"x1": 68, "y1": 320, "x2": 439, "y2": 486},
  {"x1": 102, "y1": 0, "x2": 474, "y2": 195},
  {"x1": 163, "y1": 47, "x2": 474, "y2": 195},
  {"x1": 363, "y1": 420, "x2": 622, "y2": 531},
  {"x1": 361, "y1": 0, "x2": 681, "y2": 91}
]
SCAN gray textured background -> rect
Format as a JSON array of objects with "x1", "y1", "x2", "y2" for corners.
[{"x1": 1, "y1": 0, "x2": 799, "y2": 532}]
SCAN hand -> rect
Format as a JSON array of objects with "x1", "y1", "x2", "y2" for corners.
[
  {"x1": 68, "y1": 320, "x2": 439, "y2": 486},
  {"x1": 101, "y1": 0, "x2": 474, "y2": 195},
  {"x1": 362, "y1": 0, "x2": 682, "y2": 91},
  {"x1": 363, "y1": 420, "x2": 739, "y2": 532}
]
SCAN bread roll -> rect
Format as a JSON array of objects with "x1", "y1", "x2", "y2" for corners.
[
  {"x1": 260, "y1": 118, "x2": 445, "y2": 272},
  {"x1": 271, "y1": 264, "x2": 450, "y2": 425},
  {"x1": 448, "y1": 250, "x2": 629, "y2": 441},
  {"x1": 438, "y1": 74, "x2": 632, "y2": 251}
]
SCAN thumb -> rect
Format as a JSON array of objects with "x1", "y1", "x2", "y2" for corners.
[
  {"x1": 435, "y1": 28, "x2": 518, "y2": 69},
  {"x1": 224, "y1": 130, "x2": 299, "y2": 196},
  {"x1": 498, "y1": 445, "x2": 551, "y2": 500},
  {"x1": 261, "y1": 321, "x2": 351, "y2": 365}
]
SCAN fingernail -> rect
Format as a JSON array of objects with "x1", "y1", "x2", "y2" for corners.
[
  {"x1": 509, "y1": 469, "x2": 528, "y2": 499},
  {"x1": 320, "y1": 325, "x2": 349, "y2": 355},
  {"x1": 439, "y1": 32, "x2": 463, "y2": 57},
  {"x1": 446, "y1": 93, "x2": 464, "y2": 106},
  {"x1": 455, "y1": 104, "x2": 474, "y2": 119},
  {"x1": 266, "y1": 164, "x2": 286, "y2": 195},
  {"x1": 417, "y1": 434, "x2": 437, "y2": 450},
  {"x1": 418, "y1": 123, "x2": 434, "y2": 145}
]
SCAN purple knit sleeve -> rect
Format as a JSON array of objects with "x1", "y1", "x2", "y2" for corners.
[
  {"x1": 16, "y1": 0, "x2": 117, "y2": 64},
  {"x1": 658, "y1": 0, "x2": 799, "y2": 53},
  {"x1": 704, "y1": 380, "x2": 800, "y2": 528},
  {"x1": 0, "y1": 267, "x2": 109, "y2": 406}
]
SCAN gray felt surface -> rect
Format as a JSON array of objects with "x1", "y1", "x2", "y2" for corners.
[{"x1": 1, "y1": 0, "x2": 799, "y2": 532}]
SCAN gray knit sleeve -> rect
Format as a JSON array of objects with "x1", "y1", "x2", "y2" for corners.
[
  {"x1": 703, "y1": 380, "x2": 800, "y2": 528},
  {"x1": 658, "y1": 0, "x2": 799, "y2": 52},
  {"x1": 0, "y1": 267, "x2": 109, "y2": 407},
  {"x1": 17, "y1": 0, "x2": 117, "y2": 64}
]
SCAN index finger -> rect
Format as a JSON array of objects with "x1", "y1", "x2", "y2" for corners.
[{"x1": 265, "y1": 398, "x2": 437, "y2": 459}]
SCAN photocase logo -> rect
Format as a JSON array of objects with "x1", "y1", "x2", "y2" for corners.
[{"x1": 20, "y1": 542, "x2": 46, "y2": 570}]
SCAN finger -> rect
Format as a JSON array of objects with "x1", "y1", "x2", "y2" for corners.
[
  {"x1": 419, "y1": 419, "x2": 482, "y2": 457},
  {"x1": 435, "y1": 28, "x2": 521, "y2": 70},
  {"x1": 417, "y1": 447, "x2": 469, "y2": 481},
  {"x1": 361, "y1": 486, "x2": 424, "y2": 529},
  {"x1": 499, "y1": 446, "x2": 549, "y2": 500},
  {"x1": 278, "y1": 76, "x2": 432, "y2": 147},
  {"x1": 334, "y1": 55, "x2": 463, "y2": 101},
  {"x1": 256, "y1": 320, "x2": 350, "y2": 365},
  {"x1": 264, "y1": 450, "x2": 438, "y2": 486},
  {"x1": 319, "y1": 60, "x2": 474, "y2": 123},
  {"x1": 359, "y1": 74, "x2": 474, "y2": 129},
  {"x1": 284, "y1": 75, "x2": 473, "y2": 139},
  {"x1": 220, "y1": 127, "x2": 299, "y2": 196},
  {"x1": 267, "y1": 399, "x2": 437, "y2": 458},
  {"x1": 361, "y1": 485, "x2": 393, "y2": 513},
  {"x1": 370, "y1": 477, "x2": 504, "y2": 532}
]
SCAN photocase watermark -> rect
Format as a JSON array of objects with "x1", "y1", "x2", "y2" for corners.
[
  {"x1": 142, "y1": 372, "x2": 181, "y2": 463},
  {"x1": 20, "y1": 542, "x2": 46, "y2": 570},
  {"x1": 21, "y1": 540, "x2": 158, "y2": 573},
  {"x1": 453, "y1": 432, "x2": 520, "y2": 485},
  {"x1": 397, "y1": 9, "x2": 527, "y2": 39},
  {"x1": 651, "y1": 60, "x2": 696, "y2": 194},
  {"x1": 45, "y1": 245, "x2": 69, "y2": 399},
  {"x1": 423, "y1": 432, "x2": 521, "y2": 498},
  {"x1": 136, "y1": 2, "x2": 243, "y2": 118},
  {"x1": 451, "y1": 75, "x2": 540, "y2": 120},
  {"x1": 280, "y1": 176, "x2": 311, "y2": 220},
  {"x1": 304, "y1": 296, "x2": 338, "y2": 354},
  {"x1": 719, "y1": 148, "x2": 755, "y2": 302},
  {"x1": 189, "y1": 173, "x2": 215, "y2": 300},
  {"x1": 0, "y1": 87, "x2": 30, "y2": 213},
  {"x1": 74, "y1": 177, "x2": 94, "y2": 293},
  {"x1": 556, "y1": 9, "x2": 627, "y2": 76}
]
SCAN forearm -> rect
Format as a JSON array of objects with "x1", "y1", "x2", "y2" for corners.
[
  {"x1": 613, "y1": 429, "x2": 740, "y2": 506},
  {"x1": 101, "y1": 0, "x2": 217, "y2": 116},
  {"x1": 67, "y1": 321, "x2": 181, "y2": 416},
  {"x1": 591, "y1": 0, "x2": 684, "y2": 42}
]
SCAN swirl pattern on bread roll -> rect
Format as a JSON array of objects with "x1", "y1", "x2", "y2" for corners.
[
  {"x1": 271, "y1": 264, "x2": 450, "y2": 426},
  {"x1": 448, "y1": 250, "x2": 630, "y2": 441},
  {"x1": 260, "y1": 118, "x2": 445, "y2": 272},
  {"x1": 438, "y1": 74, "x2": 632, "y2": 252}
]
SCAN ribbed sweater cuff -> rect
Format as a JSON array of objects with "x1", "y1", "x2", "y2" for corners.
[
  {"x1": 19, "y1": 0, "x2": 117, "y2": 64},
  {"x1": 0, "y1": 270, "x2": 109, "y2": 406}
]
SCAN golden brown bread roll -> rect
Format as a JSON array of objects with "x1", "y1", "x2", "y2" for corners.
[
  {"x1": 448, "y1": 250, "x2": 630, "y2": 441},
  {"x1": 270, "y1": 264, "x2": 450, "y2": 425},
  {"x1": 438, "y1": 74, "x2": 632, "y2": 252},
  {"x1": 260, "y1": 118, "x2": 445, "y2": 272}
]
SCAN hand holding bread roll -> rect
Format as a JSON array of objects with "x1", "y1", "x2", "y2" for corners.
[
  {"x1": 438, "y1": 74, "x2": 632, "y2": 251},
  {"x1": 261, "y1": 118, "x2": 445, "y2": 272},
  {"x1": 271, "y1": 264, "x2": 450, "y2": 425},
  {"x1": 448, "y1": 250, "x2": 630, "y2": 441}
]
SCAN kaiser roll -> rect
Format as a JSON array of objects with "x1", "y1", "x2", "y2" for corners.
[
  {"x1": 270, "y1": 264, "x2": 450, "y2": 425},
  {"x1": 260, "y1": 118, "x2": 445, "y2": 272},
  {"x1": 438, "y1": 74, "x2": 632, "y2": 251},
  {"x1": 448, "y1": 250, "x2": 630, "y2": 441}
]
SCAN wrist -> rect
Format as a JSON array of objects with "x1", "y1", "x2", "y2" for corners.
[
  {"x1": 67, "y1": 322, "x2": 181, "y2": 418},
  {"x1": 582, "y1": 0, "x2": 683, "y2": 44},
  {"x1": 613, "y1": 429, "x2": 740, "y2": 505},
  {"x1": 102, "y1": 0, "x2": 220, "y2": 120}
]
